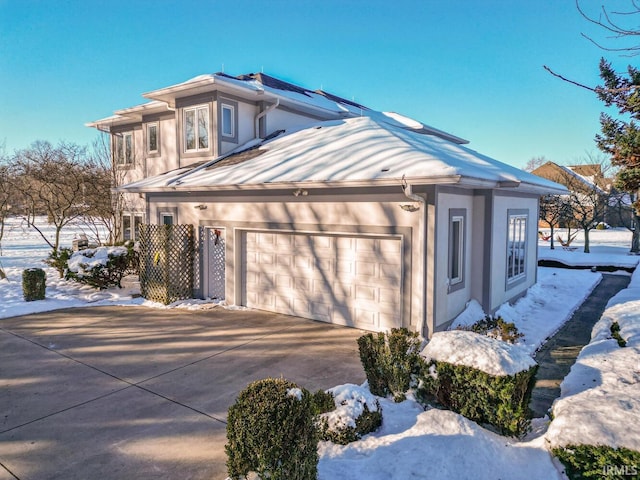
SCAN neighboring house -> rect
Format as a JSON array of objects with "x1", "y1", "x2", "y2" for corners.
[
  {"x1": 531, "y1": 161, "x2": 632, "y2": 228},
  {"x1": 88, "y1": 72, "x2": 565, "y2": 337}
]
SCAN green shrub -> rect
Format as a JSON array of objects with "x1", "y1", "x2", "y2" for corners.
[
  {"x1": 315, "y1": 387, "x2": 383, "y2": 445},
  {"x1": 553, "y1": 444, "x2": 640, "y2": 479},
  {"x1": 65, "y1": 245, "x2": 134, "y2": 289},
  {"x1": 357, "y1": 327, "x2": 423, "y2": 401},
  {"x1": 417, "y1": 360, "x2": 538, "y2": 437},
  {"x1": 311, "y1": 389, "x2": 336, "y2": 415},
  {"x1": 610, "y1": 322, "x2": 627, "y2": 348},
  {"x1": 44, "y1": 248, "x2": 73, "y2": 278},
  {"x1": 22, "y1": 268, "x2": 46, "y2": 301},
  {"x1": 225, "y1": 378, "x2": 318, "y2": 480},
  {"x1": 459, "y1": 315, "x2": 523, "y2": 344}
]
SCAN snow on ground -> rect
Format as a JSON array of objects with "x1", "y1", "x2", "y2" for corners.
[
  {"x1": 538, "y1": 227, "x2": 640, "y2": 269},
  {"x1": 452, "y1": 268, "x2": 602, "y2": 355},
  {"x1": 2, "y1": 217, "x2": 639, "y2": 479},
  {"x1": 319, "y1": 397, "x2": 563, "y2": 480},
  {"x1": 545, "y1": 266, "x2": 640, "y2": 451}
]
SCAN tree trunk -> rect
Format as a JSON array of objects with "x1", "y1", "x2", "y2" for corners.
[
  {"x1": 631, "y1": 215, "x2": 640, "y2": 254},
  {"x1": 583, "y1": 228, "x2": 590, "y2": 253},
  {"x1": 549, "y1": 225, "x2": 555, "y2": 250}
]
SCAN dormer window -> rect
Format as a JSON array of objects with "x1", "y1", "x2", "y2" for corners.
[
  {"x1": 184, "y1": 105, "x2": 209, "y2": 152},
  {"x1": 221, "y1": 104, "x2": 234, "y2": 137}
]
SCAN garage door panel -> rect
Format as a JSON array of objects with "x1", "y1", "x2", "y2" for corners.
[{"x1": 243, "y1": 231, "x2": 402, "y2": 332}]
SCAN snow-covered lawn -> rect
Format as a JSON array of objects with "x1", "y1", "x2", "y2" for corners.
[{"x1": 2, "y1": 218, "x2": 639, "y2": 479}]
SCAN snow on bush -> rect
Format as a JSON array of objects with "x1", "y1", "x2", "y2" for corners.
[
  {"x1": 323, "y1": 384, "x2": 380, "y2": 430},
  {"x1": 65, "y1": 246, "x2": 131, "y2": 289},
  {"x1": 421, "y1": 330, "x2": 536, "y2": 377},
  {"x1": 67, "y1": 246, "x2": 128, "y2": 277},
  {"x1": 317, "y1": 384, "x2": 383, "y2": 445},
  {"x1": 546, "y1": 269, "x2": 640, "y2": 452}
]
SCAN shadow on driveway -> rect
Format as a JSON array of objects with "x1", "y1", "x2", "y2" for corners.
[{"x1": 0, "y1": 306, "x2": 366, "y2": 480}]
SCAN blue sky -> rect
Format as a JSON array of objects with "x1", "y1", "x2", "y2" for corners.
[{"x1": 0, "y1": 0, "x2": 634, "y2": 168}]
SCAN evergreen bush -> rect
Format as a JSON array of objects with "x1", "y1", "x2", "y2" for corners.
[
  {"x1": 459, "y1": 315, "x2": 523, "y2": 343},
  {"x1": 357, "y1": 327, "x2": 423, "y2": 401},
  {"x1": 417, "y1": 360, "x2": 537, "y2": 437},
  {"x1": 65, "y1": 245, "x2": 134, "y2": 289},
  {"x1": 610, "y1": 322, "x2": 627, "y2": 347},
  {"x1": 44, "y1": 248, "x2": 73, "y2": 278},
  {"x1": 553, "y1": 444, "x2": 640, "y2": 479},
  {"x1": 22, "y1": 268, "x2": 46, "y2": 301},
  {"x1": 315, "y1": 388, "x2": 383, "y2": 445},
  {"x1": 225, "y1": 378, "x2": 318, "y2": 480}
]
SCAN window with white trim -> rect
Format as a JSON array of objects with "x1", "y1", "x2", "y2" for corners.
[
  {"x1": 184, "y1": 105, "x2": 209, "y2": 152},
  {"x1": 448, "y1": 209, "x2": 466, "y2": 291},
  {"x1": 147, "y1": 122, "x2": 158, "y2": 153},
  {"x1": 221, "y1": 103, "x2": 235, "y2": 138},
  {"x1": 115, "y1": 132, "x2": 133, "y2": 165},
  {"x1": 506, "y1": 211, "x2": 528, "y2": 282},
  {"x1": 122, "y1": 212, "x2": 144, "y2": 241},
  {"x1": 160, "y1": 212, "x2": 175, "y2": 225}
]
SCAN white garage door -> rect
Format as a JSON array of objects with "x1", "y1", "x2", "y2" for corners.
[{"x1": 242, "y1": 231, "x2": 403, "y2": 332}]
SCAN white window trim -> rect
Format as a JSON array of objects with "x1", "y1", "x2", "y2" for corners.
[
  {"x1": 115, "y1": 132, "x2": 133, "y2": 165},
  {"x1": 183, "y1": 105, "x2": 209, "y2": 153},
  {"x1": 147, "y1": 122, "x2": 159, "y2": 153},
  {"x1": 506, "y1": 210, "x2": 528, "y2": 285},
  {"x1": 122, "y1": 212, "x2": 145, "y2": 241},
  {"x1": 448, "y1": 209, "x2": 466, "y2": 293},
  {"x1": 221, "y1": 103, "x2": 235, "y2": 138}
]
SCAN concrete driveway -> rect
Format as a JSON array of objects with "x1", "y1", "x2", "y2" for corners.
[{"x1": 0, "y1": 306, "x2": 366, "y2": 480}]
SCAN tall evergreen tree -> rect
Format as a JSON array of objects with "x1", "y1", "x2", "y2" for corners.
[{"x1": 595, "y1": 59, "x2": 640, "y2": 253}]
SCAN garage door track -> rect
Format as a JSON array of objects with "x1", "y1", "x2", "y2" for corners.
[{"x1": 0, "y1": 306, "x2": 366, "y2": 480}]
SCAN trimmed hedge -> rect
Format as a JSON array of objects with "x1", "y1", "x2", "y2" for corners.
[
  {"x1": 458, "y1": 315, "x2": 523, "y2": 344},
  {"x1": 357, "y1": 327, "x2": 422, "y2": 401},
  {"x1": 22, "y1": 268, "x2": 46, "y2": 301},
  {"x1": 417, "y1": 360, "x2": 538, "y2": 437},
  {"x1": 225, "y1": 378, "x2": 318, "y2": 480},
  {"x1": 553, "y1": 444, "x2": 640, "y2": 479}
]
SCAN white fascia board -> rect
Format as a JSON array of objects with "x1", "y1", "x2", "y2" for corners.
[{"x1": 118, "y1": 175, "x2": 465, "y2": 194}]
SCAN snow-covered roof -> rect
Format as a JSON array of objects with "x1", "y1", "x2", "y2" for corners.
[
  {"x1": 120, "y1": 116, "x2": 566, "y2": 195},
  {"x1": 90, "y1": 72, "x2": 468, "y2": 144}
]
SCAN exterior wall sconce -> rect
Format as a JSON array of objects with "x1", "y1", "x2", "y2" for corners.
[
  {"x1": 293, "y1": 188, "x2": 308, "y2": 197},
  {"x1": 399, "y1": 204, "x2": 420, "y2": 212},
  {"x1": 194, "y1": 204, "x2": 207, "y2": 210}
]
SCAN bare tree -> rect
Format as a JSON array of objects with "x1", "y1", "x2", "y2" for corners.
[
  {"x1": 539, "y1": 194, "x2": 571, "y2": 250},
  {"x1": 560, "y1": 157, "x2": 612, "y2": 253},
  {"x1": 524, "y1": 156, "x2": 549, "y2": 172},
  {"x1": 12, "y1": 141, "x2": 97, "y2": 256},
  {"x1": 576, "y1": 0, "x2": 640, "y2": 55},
  {"x1": 83, "y1": 132, "x2": 135, "y2": 244}
]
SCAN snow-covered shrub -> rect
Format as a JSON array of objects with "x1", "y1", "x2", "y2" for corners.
[
  {"x1": 65, "y1": 245, "x2": 133, "y2": 289},
  {"x1": 552, "y1": 445, "x2": 640, "y2": 480},
  {"x1": 458, "y1": 315, "x2": 523, "y2": 344},
  {"x1": 225, "y1": 378, "x2": 318, "y2": 480},
  {"x1": 418, "y1": 331, "x2": 537, "y2": 437},
  {"x1": 357, "y1": 327, "x2": 423, "y2": 402},
  {"x1": 44, "y1": 248, "x2": 72, "y2": 278},
  {"x1": 22, "y1": 268, "x2": 45, "y2": 301},
  {"x1": 316, "y1": 384, "x2": 382, "y2": 445},
  {"x1": 610, "y1": 321, "x2": 627, "y2": 347}
]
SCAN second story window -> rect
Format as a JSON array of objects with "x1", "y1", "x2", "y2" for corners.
[
  {"x1": 221, "y1": 103, "x2": 235, "y2": 138},
  {"x1": 147, "y1": 123, "x2": 158, "y2": 153},
  {"x1": 115, "y1": 132, "x2": 133, "y2": 165},
  {"x1": 184, "y1": 105, "x2": 209, "y2": 152}
]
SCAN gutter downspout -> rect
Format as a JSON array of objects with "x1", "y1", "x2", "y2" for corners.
[
  {"x1": 401, "y1": 175, "x2": 428, "y2": 340},
  {"x1": 254, "y1": 99, "x2": 280, "y2": 138}
]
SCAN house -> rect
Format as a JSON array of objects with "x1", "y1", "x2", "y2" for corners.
[
  {"x1": 531, "y1": 161, "x2": 633, "y2": 228},
  {"x1": 87, "y1": 72, "x2": 565, "y2": 338}
]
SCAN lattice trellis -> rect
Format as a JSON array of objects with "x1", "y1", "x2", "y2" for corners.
[
  {"x1": 138, "y1": 224, "x2": 195, "y2": 305},
  {"x1": 206, "y1": 227, "x2": 226, "y2": 300}
]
